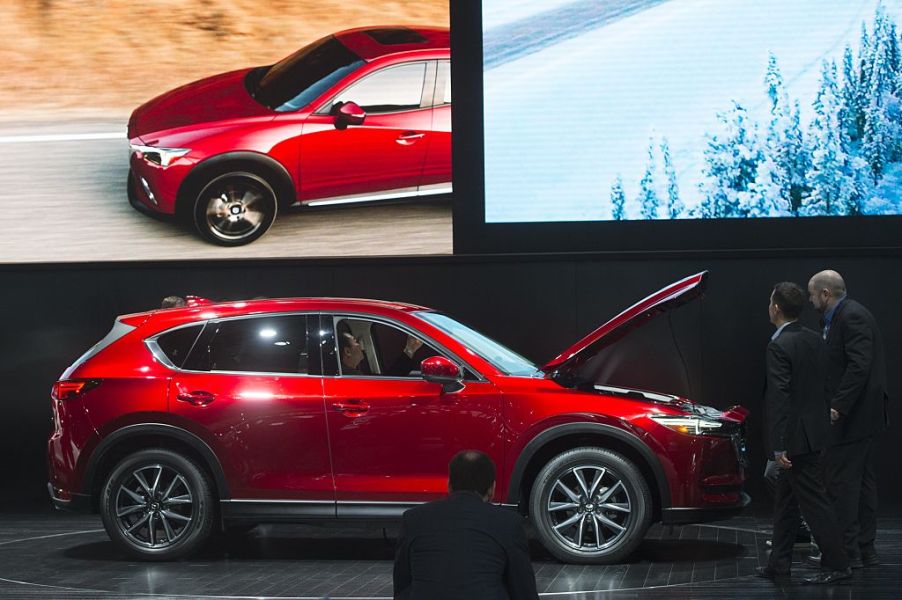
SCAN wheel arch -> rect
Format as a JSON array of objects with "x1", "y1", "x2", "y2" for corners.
[
  {"x1": 83, "y1": 423, "x2": 230, "y2": 512},
  {"x1": 507, "y1": 423, "x2": 671, "y2": 521},
  {"x1": 176, "y1": 151, "x2": 296, "y2": 219}
]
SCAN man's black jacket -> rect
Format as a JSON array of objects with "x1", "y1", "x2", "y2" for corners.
[
  {"x1": 825, "y1": 298, "x2": 889, "y2": 443},
  {"x1": 765, "y1": 322, "x2": 831, "y2": 457},
  {"x1": 393, "y1": 491, "x2": 539, "y2": 600}
]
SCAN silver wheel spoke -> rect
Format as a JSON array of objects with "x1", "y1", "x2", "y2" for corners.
[
  {"x1": 151, "y1": 466, "x2": 163, "y2": 495},
  {"x1": 116, "y1": 504, "x2": 144, "y2": 518},
  {"x1": 600, "y1": 502, "x2": 630, "y2": 513},
  {"x1": 160, "y1": 512, "x2": 176, "y2": 542},
  {"x1": 166, "y1": 494, "x2": 192, "y2": 506},
  {"x1": 133, "y1": 471, "x2": 153, "y2": 495},
  {"x1": 161, "y1": 509, "x2": 191, "y2": 523},
  {"x1": 147, "y1": 513, "x2": 156, "y2": 546},
  {"x1": 548, "y1": 501, "x2": 579, "y2": 512},
  {"x1": 596, "y1": 513, "x2": 626, "y2": 532},
  {"x1": 120, "y1": 486, "x2": 145, "y2": 504},
  {"x1": 588, "y1": 468, "x2": 605, "y2": 497},
  {"x1": 598, "y1": 480, "x2": 624, "y2": 504},
  {"x1": 573, "y1": 468, "x2": 591, "y2": 497},
  {"x1": 161, "y1": 475, "x2": 180, "y2": 502},
  {"x1": 554, "y1": 480, "x2": 581, "y2": 503},
  {"x1": 553, "y1": 512, "x2": 583, "y2": 532},
  {"x1": 126, "y1": 514, "x2": 150, "y2": 534},
  {"x1": 575, "y1": 514, "x2": 587, "y2": 548},
  {"x1": 592, "y1": 514, "x2": 605, "y2": 546}
]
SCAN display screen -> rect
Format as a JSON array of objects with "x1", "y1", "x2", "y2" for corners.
[
  {"x1": 483, "y1": 0, "x2": 902, "y2": 224},
  {"x1": 0, "y1": 2, "x2": 449, "y2": 263}
]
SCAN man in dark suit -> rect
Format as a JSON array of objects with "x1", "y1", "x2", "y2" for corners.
[
  {"x1": 393, "y1": 450, "x2": 539, "y2": 600},
  {"x1": 808, "y1": 270, "x2": 888, "y2": 568},
  {"x1": 756, "y1": 282, "x2": 850, "y2": 585}
]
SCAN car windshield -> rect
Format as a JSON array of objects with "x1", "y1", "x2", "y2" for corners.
[
  {"x1": 251, "y1": 35, "x2": 365, "y2": 112},
  {"x1": 415, "y1": 311, "x2": 541, "y2": 377}
]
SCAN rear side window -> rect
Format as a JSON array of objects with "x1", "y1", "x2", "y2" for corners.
[
  {"x1": 184, "y1": 315, "x2": 310, "y2": 374},
  {"x1": 154, "y1": 325, "x2": 203, "y2": 368}
]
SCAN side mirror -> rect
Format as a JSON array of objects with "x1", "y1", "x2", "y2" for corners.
[
  {"x1": 333, "y1": 101, "x2": 366, "y2": 129},
  {"x1": 421, "y1": 356, "x2": 463, "y2": 393}
]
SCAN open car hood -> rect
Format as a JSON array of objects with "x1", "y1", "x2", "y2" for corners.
[{"x1": 542, "y1": 271, "x2": 708, "y2": 377}]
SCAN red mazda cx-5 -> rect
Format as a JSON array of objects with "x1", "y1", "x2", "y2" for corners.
[
  {"x1": 48, "y1": 272, "x2": 749, "y2": 563},
  {"x1": 127, "y1": 26, "x2": 451, "y2": 246}
]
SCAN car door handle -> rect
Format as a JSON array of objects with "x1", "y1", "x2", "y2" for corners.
[
  {"x1": 396, "y1": 131, "x2": 425, "y2": 145},
  {"x1": 331, "y1": 400, "x2": 370, "y2": 415},
  {"x1": 176, "y1": 391, "x2": 216, "y2": 406}
]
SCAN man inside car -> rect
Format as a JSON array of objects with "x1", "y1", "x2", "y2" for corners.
[{"x1": 339, "y1": 330, "x2": 424, "y2": 376}]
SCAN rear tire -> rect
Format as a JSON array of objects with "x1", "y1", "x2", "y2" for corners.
[
  {"x1": 529, "y1": 447, "x2": 652, "y2": 564},
  {"x1": 192, "y1": 172, "x2": 278, "y2": 246},
  {"x1": 100, "y1": 448, "x2": 215, "y2": 561}
]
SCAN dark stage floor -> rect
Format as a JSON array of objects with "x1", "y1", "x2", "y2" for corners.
[{"x1": 0, "y1": 510, "x2": 900, "y2": 599}]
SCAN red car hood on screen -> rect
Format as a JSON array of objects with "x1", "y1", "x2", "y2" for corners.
[
  {"x1": 542, "y1": 271, "x2": 708, "y2": 375},
  {"x1": 129, "y1": 69, "x2": 271, "y2": 139}
]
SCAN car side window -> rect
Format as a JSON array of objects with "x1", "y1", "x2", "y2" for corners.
[
  {"x1": 325, "y1": 62, "x2": 427, "y2": 114},
  {"x1": 334, "y1": 317, "x2": 439, "y2": 378},
  {"x1": 183, "y1": 315, "x2": 309, "y2": 374},
  {"x1": 436, "y1": 60, "x2": 451, "y2": 106}
]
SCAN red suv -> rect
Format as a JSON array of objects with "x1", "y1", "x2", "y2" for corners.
[
  {"x1": 127, "y1": 26, "x2": 450, "y2": 246},
  {"x1": 48, "y1": 272, "x2": 749, "y2": 563}
]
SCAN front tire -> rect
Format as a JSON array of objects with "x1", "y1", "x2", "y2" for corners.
[
  {"x1": 529, "y1": 447, "x2": 652, "y2": 564},
  {"x1": 100, "y1": 449, "x2": 215, "y2": 561},
  {"x1": 193, "y1": 172, "x2": 278, "y2": 246}
]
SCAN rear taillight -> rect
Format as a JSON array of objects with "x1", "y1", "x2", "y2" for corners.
[{"x1": 51, "y1": 379, "x2": 101, "y2": 401}]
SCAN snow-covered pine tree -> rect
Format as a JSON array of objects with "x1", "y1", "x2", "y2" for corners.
[
  {"x1": 807, "y1": 60, "x2": 848, "y2": 216},
  {"x1": 610, "y1": 176, "x2": 626, "y2": 220},
  {"x1": 750, "y1": 55, "x2": 808, "y2": 216},
  {"x1": 841, "y1": 45, "x2": 863, "y2": 141},
  {"x1": 862, "y1": 92, "x2": 890, "y2": 180},
  {"x1": 639, "y1": 139, "x2": 660, "y2": 220},
  {"x1": 868, "y1": 3, "x2": 896, "y2": 102},
  {"x1": 843, "y1": 155, "x2": 874, "y2": 215},
  {"x1": 660, "y1": 138, "x2": 683, "y2": 219},
  {"x1": 859, "y1": 18, "x2": 873, "y2": 96},
  {"x1": 787, "y1": 101, "x2": 813, "y2": 210},
  {"x1": 807, "y1": 59, "x2": 875, "y2": 216},
  {"x1": 699, "y1": 102, "x2": 762, "y2": 218},
  {"x1": 765, "y1": 53, "x2": 785, "y2": 112}
]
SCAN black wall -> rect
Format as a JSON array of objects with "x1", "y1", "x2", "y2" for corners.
[{"x1": 1, "y1": 252, "x2": 899, "y2": 512}]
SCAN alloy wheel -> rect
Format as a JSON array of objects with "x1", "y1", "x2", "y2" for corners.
[
  {"x1": 546, "y1": 465, "x2": 632, "y2": 551},
  {"x1": 114, "y1": 464, "x2": 194, "y2": 549}
]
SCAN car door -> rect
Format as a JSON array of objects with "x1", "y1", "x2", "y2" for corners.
[
  {"x1": 298, "y1": 61, "x2": 434, "y2": 203},
  {"x1": 419, "y1": 59, "x2": 451, "y2": 193},
  {"x1": 320, "y1": 314, "x2": 504, "y2": 514},
  {"x1": 168, "y1": 314, "x2": 333, "y2": 509}
]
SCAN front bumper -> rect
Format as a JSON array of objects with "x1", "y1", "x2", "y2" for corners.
[
  {"x1": 127, "y1": 170, "x2": 176, "y2": 222},
  {"x1": 660, "y1": 491, "x2": 751, "y2": 524},
  {"x1": 47, "y1": 482, "x2": 92, "y2": 512}
]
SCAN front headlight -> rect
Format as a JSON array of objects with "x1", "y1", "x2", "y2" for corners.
[
  {"x1": 649, "y1": 415, "x2": 723, "y2": 435},
  {"x1": 130, "y1": 144, "x2": 190, "y2": 167}
]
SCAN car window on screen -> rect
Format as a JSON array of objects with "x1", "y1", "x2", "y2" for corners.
[
  {"x1": 204, "y1": 315, "x2": 309, "y2": 374},
  {"x1": 437, "y1": 60, "x2": 451, "y2": 105},
  {"x1": 251, "y1": 36, "x2": 365, "y2": 112},
  {"x1": 329, "y1": 62, "x2": 426, "y2": 114}
]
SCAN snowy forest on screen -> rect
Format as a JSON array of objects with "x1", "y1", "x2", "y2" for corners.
[{"x1": 617, "y1": 3, "x2": 902, "y2": 220}]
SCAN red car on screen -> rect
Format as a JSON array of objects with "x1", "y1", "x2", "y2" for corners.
[
  {"x1": 127, "y1": 26, "x2": 451, "y2": 246},
  {"x1": 48, "y1": 272, "x2": 749, "y2": 563}
]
